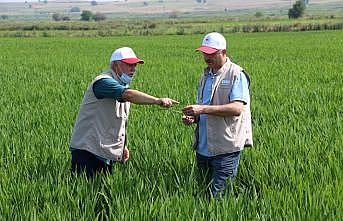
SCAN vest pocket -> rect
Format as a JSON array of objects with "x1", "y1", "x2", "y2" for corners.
[
  {"x1": 216, "y1": 87, "x2": 231, "y2": 104},
  {"x1": 218, "y1": 84, "x2": 231, "y2": 90},
  {"x1": 224, "y1": 117, "x2": 239, "y2": 138},
  {"x1": 99, "y1": 140, "x2": 121, "y2": 148},
  {"x1": 99, "y1": 140, "x2": 123, "y2": 161}
]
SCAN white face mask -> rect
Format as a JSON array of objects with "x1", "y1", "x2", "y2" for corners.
[{"x1": 119, "y1": 73, "x2": 132, "y2": 85}]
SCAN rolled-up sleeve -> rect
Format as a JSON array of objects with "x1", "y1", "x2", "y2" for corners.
[
  {"x1": 93, "y1": 78, "x2": 127, "y2": 102},
  {"x1": 229, "y1": 72, "x2": 250, "y2": 104}
]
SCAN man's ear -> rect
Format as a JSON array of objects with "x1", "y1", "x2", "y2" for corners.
[
  {"x1": 221, "y1": 49, "x2": 227, "y2": 56},
  {"x1": 111, "y1": 61, "x2": 116, "y2": 71}
]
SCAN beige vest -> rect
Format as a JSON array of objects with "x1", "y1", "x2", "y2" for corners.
[
  {"x1": 194, "y1": 59, "x2": 253, "y2": 155},
  {"x1": 70, "y1": 71, "x2": 130, "y2": 161}
]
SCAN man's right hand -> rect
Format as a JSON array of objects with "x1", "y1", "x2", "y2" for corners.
[
  {"x1": 157, "y1": 98, "x2": 179, "y2": 108},
  {"x1": 182, "y1": 115, "x2": 195, "y2": 125}
]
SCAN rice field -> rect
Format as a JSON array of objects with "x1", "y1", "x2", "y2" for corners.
[{"x1": 0, "y1": 30, "x2": 342, "y2": 220}]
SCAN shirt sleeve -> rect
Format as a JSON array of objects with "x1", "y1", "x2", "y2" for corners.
[
  {"x1": 93, "y1": 78, "x2": 127, "y2": 102},
  {"x1": 229, "y1": 72, "x2": 250, "y2": 104}
]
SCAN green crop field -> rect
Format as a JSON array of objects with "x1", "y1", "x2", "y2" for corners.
[{"x1": 0, "y1": 30, "x2": 342, "y2": 220}]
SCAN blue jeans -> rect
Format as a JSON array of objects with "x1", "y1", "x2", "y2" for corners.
[{"x1": 196, "y1": 151, "x2": 241, "y2": 198}]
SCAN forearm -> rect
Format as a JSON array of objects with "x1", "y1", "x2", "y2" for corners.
[
  {"x1": 202, "y1": 102, "x2": 243, "y2": 117},
  {"x1": 122, "y1": 89, "x2": 160, "y2": 105}
]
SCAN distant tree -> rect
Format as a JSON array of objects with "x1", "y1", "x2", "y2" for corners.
[
  {"x1": 288, "y1": 0, "x2": 305, "y2": 19},
  {"x1": 1, "y1": 15, "x2": 9, "y2": 20},
  {"x1": 196, "y1": 0, "x2": 206, "y2": 3},
  {"x1": 143, "y1": 1, "x2": 148, "y2": 6},
  {"x1": 43, "y1": 0, "x2": 48, "y2": 4},
  {"x1": 93, "y1": 12, "x2": 106, "y2": 21},
  {"x1": 255, "y1": 11, "x2": 263, "y2": 18},
  {"x1": 62, "y1": 16, "x2": 70, "y2": 21},
  {"x1": 52, "y1": 13, "x2": 62, "y2": 21},
  {"x1": 169, "y1": 11, "x2": 179, "y2": 19},
  {"x1": 70, "y1": 7, "x2": 81, "y2": 13},
  {"x1": 91, "y1": 1, "x2": 98, "y2": 6},
  {"x1": 81, "y1": 10, "x2": 93, "y2": 21}
]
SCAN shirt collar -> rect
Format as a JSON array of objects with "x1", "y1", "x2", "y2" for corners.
[{"x1": 208, "y1": 69, "x2": 214, "y2": 76}]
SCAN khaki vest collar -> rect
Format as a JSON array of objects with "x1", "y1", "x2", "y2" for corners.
[
  {"x1": 199, "y1": 58, "x2": 233, "y2": 104},
  {"x1": 209, "y1": 58, "x2": 233, "y2": 102}
]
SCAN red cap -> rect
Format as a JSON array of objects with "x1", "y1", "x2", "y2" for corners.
[
  {"x1": 196, "y1": 46, "x2": 219, "y2": 54},
  {"x1": 121, "y1": 58, "x2": 145, "y2": 64}
]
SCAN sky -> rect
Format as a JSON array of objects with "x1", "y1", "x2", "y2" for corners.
[{"x1": 0, "y1": 0, "x2": 119, "y2": 2}]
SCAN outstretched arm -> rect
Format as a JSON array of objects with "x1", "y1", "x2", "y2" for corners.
[{"x1": 122, "y1": 89, "x2": 179, "y2": 107}]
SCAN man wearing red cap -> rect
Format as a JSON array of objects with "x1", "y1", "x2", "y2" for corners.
[
  {"x1": 182, "y1": 33, "x2": 253, "y2": 197},
  {"x1": 70, "y1": 47, "x2": 178, "y2": 178}
]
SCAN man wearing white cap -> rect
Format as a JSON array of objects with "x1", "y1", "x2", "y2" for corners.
[
  {"x1": 182, "y1": 33, "x2": 253, "y2": 197},
  {"x1": 70, "y1": 47, "x2": 178, "y2": 178}
]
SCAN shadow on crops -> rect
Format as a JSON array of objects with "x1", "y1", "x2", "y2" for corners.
[{"x1": 94, "y1": 190, "x2": 111, "y2": 220}]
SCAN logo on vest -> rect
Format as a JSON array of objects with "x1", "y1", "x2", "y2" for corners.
[{"x1": 220, "y1": 79, "x2": 230, "y2": 85}]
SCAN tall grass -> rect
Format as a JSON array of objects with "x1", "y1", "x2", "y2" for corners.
[{"x1": 0, "y1": 31, "x2": 342, "y2": 220}]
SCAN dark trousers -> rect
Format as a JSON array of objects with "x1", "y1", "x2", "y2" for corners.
[
  {"x1": 196, "y1": 151, "x2": 241, "y2": 198},
  {"x1": 71, "y1": 149, "x2": 113, "y2": 178}
]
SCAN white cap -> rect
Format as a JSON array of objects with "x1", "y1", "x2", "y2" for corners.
[
  {"x1": 110, "y1": 47, "x2": 144, "y2": 64},
  {"x1": 196, "y1": 32, "x2": 227, "y2": 54}
]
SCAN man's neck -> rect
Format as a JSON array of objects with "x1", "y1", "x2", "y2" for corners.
[{"x1": 212, "y1": 59, "x2": 227, "y2": 74}]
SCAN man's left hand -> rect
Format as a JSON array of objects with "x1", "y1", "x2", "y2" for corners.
[
  {"x1": 182, "y1": 105, "x2": 204, "y2": 116},
  {"x1": 123, "y1": 147, "x2": 130, "y2": 162}
]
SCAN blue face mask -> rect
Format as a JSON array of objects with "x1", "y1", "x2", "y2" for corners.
[{"x1": 119, "y1": 73, "x2": 132, "y2": 85}]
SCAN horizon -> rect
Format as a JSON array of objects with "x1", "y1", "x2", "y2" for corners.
[{"x1": 0, "y1": 0, "x2": 120, "y2": 2}]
